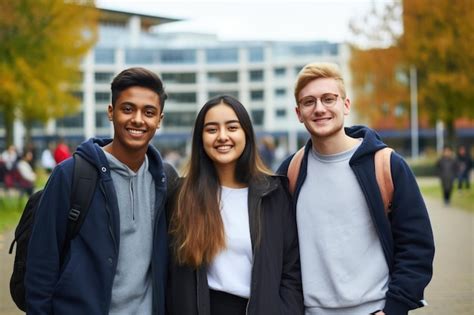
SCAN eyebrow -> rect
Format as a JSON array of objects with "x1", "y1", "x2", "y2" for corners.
[{"x1": 204, "y1": 119, "x2": 240, "y2": 127}]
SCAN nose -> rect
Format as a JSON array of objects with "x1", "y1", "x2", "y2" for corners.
[
  {"x1": 217, "y1": 127, "x2": 229, "y2": 142},
  {"x1": 313, "y1": 98, "x2": 326, "y2": 113},
  {"x1": 131, "y1": 111, "x2": 144, "y2": 125}
]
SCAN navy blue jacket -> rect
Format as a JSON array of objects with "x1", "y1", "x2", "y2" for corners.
[
  {"x1": 25, "y1": 138, "x2": 170, "y2": 315},
  {"x1": 277, "y1": 126, "x2": 435, "y2": 315}
]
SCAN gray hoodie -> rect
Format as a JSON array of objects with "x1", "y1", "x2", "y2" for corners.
[{"x1": 104, "y1": 150, "x2": 155, "y2": 315}]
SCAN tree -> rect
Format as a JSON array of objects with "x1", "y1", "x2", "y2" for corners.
[
  {"x1": 350, "y1": 0, "x2": 474, "y2": 145},
  {"x1": 0, "y1": 0, "x2": 97, "y2": 146}
]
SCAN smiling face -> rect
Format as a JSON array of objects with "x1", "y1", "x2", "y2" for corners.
[
  {"x1": 107, "y1": 86, "x2": 163, "y2": 158},
  {"x1": 202, "y1": 103, "x2": 246, "y2": 172},
  {"x1": 295, "y1": 77, "x2": 351, "y2": 140}
]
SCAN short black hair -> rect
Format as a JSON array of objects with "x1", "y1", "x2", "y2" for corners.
[{"x1": 111, "y1": 67, "x2": 167, "y2": 111}]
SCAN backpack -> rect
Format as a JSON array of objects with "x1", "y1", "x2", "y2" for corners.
[
  {"x1": 8, "y1": 153, "x2": 98, "y2": 312},
  {"x1": 287, "y1": 147, "x2": 394, "y2": 214}
]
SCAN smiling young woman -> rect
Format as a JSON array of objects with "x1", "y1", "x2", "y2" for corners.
[{"x1": 167, "y1": 95, "x2": 304, "y2": 315}]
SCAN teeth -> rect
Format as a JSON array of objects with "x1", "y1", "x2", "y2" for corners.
[
  {"x1": 216, "y1": 145, "x2": 231, "y2": 151},
  {"x1": 129, "y1": 129, "x2": 144, "y2": 134}
]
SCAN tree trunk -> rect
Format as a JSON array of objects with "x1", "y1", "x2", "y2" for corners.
[
  {"x1": 4, "y1": 106, "x2": 15, "y2": 147},
  {"x1": 445, "y1": 118, "x2": 456, "y2": 148}
]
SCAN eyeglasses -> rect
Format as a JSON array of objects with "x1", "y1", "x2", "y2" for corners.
[{"x1": 298, "y1": 93, "x2": 339, "y2": 109}]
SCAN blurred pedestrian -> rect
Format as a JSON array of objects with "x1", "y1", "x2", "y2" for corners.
[
  {"x1": 41, "y1": 142, "x2": 56, "y2": 173},
  {"x1": 2, "y1": 144, "x2": 18, "y2": 171},
  {"x1": 16, "y1": 150, "x2": 37, "y2": 197},
  {"x1": 53, "y1": 137, "x2": 71, "y2": 164},
  {"x1": 436, "y1": 146, "x2": 458, "y2": 205},
  {"x1": 259, "y1": 135, "x2": 276, "y2": 170},
  {"x1": 456, "y1": 145, "x2": 472, "y2": 190}
]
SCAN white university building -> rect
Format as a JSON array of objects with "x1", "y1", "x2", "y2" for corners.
[{"x1": 9, "y1": 8, "x2": 354, "y2": 156}]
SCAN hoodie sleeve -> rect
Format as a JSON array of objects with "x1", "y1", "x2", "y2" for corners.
[
  {"x1": 384, "y1": 153, "x2": 435, "y2": 315},
  {"x1": 25, "y1": 161, "x2": 73, "y2": 315}
]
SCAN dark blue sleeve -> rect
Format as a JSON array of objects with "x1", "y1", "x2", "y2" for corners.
[
  {"x1": 25, "y1": 161, "x2": 73, "y2": 315},
  {"x1": 384, "y1": 153, "x2": 435, "y2": 314}
]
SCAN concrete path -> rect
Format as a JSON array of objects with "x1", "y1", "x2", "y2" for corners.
[{"x1": 0, "y1": 195, "x2": 472, "y2": 314}]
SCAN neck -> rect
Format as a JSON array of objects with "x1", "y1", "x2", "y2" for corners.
[
  {"x1": 311, "y1": 130, "x2": 360, "y2": 155},
  {"x1": 104, "y1": 142, "x2": 147, "y2": 172},
  {"x1": 215, "y1": 163, "x2": 246, "y2": 188}
]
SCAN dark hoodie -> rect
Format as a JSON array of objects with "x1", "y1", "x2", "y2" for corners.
[
  {"x1": 277, "y1": 125, "x2": 435, "y2": 315},
  {"x1": 25, "y1": 138, "x2": 170, "y2": 315}
]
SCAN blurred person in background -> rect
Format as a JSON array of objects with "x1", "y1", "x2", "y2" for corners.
[
  {"x1": 41, "y1": 142, "x2": 56, "y2": 173},
  {"x1": 456, "y1": 145, "x2": 472, "y2": 191},
  {"x1": 16, "y1": 150, "x2": 37, "y2": 197},
  {"x1": 53, "y1": 137, "x2": 72, "y2": 164},
  {"x1": 436, "y1": 146, "x2": 459, "y2": 205},
  {"x1": 258, "y1": 135, "x2": 276, "y2": 171}
]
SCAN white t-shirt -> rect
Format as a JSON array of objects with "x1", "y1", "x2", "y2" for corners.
[{"x1": 207, "y1": 186, "x2": 252, "y2": 298}]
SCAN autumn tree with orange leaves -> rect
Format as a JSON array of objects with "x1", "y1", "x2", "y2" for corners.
[
  {"x1": 350, "y1": 0, "x2": 474, "y2": 145},
  {"x1": 0, "y1": 0, "x2": 98, "y2": 146}
]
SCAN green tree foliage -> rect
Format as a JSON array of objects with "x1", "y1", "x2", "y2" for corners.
[
  {"x1": 350, "y1": 0, "x2": 474, "y2": 143},
  {"x1": 0, "y1": 0, "x2": 97, "y2": 145}
]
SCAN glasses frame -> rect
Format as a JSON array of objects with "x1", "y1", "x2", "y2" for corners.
[{"x1": 298, "y1": 93, "x2": 340, "y2": 110}]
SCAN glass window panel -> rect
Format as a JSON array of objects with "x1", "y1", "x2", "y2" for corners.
[
  {"x1": 207, "y1": 71, "x2": 238, "y2": 83},
  {"x1": 206, "y1": 48, "x2": 238, "y2": 63}
]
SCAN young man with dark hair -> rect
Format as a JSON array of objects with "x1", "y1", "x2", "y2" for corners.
[
  {"x1": 26, "y1": 67, "x2": 177, "y2": 315},
  {"x1": 278, "y1": 62, "x2": 434, "y2": 315}
]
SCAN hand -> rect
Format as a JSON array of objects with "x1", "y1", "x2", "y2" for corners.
[{"x1": 374, "y1": 312, "x2": 385, "y2": 315}]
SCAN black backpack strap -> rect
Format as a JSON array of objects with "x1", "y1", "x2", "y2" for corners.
[{"x1": 63, "y1": 153, "x2": 98, "y2": 250}]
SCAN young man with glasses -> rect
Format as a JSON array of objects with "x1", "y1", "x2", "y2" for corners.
[{"x1": 277, "y1": 62, "x2": 434, "y2": 315}]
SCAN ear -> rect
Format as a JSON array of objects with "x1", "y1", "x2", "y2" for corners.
[
  {"x1": 343, "y1": 97, "x2": 351, "y2": 116},
  {"x1": 156, "y1": 113, "x2": 164, "y2": 129},
  {"x1": 107, "y1": 104, "x2": 114, "y2": 121},
  {"x1": 295, "y1": 106, "x2": 304, "y2": 123}
]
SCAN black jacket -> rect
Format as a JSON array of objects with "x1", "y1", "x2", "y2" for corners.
[
  {"x1": 277, "y1": 126, "x2": 435, "y2": 315},
  {"x1": 166, "y1": 175, "x2": 304, "y2": 315}
]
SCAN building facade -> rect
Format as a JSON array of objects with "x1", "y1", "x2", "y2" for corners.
[{"x1": 8, "y1": 8, "x2": 353, "y2": 156}]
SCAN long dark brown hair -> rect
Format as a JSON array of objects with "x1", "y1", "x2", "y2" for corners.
[{"x1": 170, "y1": 95, "x2": 270, "y2": 267}]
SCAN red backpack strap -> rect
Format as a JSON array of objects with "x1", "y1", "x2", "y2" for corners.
[
  {"x1": 287, "y1": 147, "x2": 305, "y2": 195},
  {"x1": 375, "y1": 147, "x2": 394, "y2": 215}
]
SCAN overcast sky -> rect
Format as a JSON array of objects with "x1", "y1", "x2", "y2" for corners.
[{"x1": 97, "y1": 0, "x2": 391, "y2": 42}]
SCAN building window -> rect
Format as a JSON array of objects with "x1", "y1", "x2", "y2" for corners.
[
  {"x1": 206, "y1": 48, "x2": 238, "y2": 63},
  {"x1": 160, "y1": 49, "x2": 196, "y2": 64},
  {"x1": 251, "y1": 109, "x2": 264, "y2": 126},
  {"x1": 274, "y1": 67, "x2": 286, "y2": 77},
  {"x1": 161, "y1": 72, "x2": 196, "y2": 84},
  {"x1": 249, "y1": 70, "x2": 264, "y2": 82},
  {"x1": 72, "y1": 91, "x2": 83, "y2": 102},
  {"x1": 208, "y1": 91, "x2": 239, "y2": 99},
  {"x1": 168, "y1": 92, "x2": 197, "y2": 104},
  {"x1": 95, "y1": 72, "x2": 114, "y2": 84},
  {"x1": 250, "y1": 90, "x2": 264, "y2": 101},
  {"x1": 294, "y1": 65, "x2": 304, "y2": 74},
  {"x1": 248, "y1": 47, "x2": 264, "y2": 62},
  {"x1": 95, "y1": 92, "x2": 110, "y2": 104},
  {"x1": 275, "y1": 109, "x2": 286, "y2": 118},
  {"x1": 163, "y1": 111, "x2": 197, "y2": 128},
  {"x1": 125, "y1": 49, "x2": 159, "y2": 64},
  {"x1": 57, "y1": 112, "x2": 84, "y2": 128},
  {"x1": 275, "y1": 88, "x2": 286, "y2": 97},
  {"x1": 96, "y1": 111, "x2": 110, "y2": 128},
  {"x1": 207, "y1": 71, "x2": 238, "y2": 83},
  {"x1": 94, "y1": 48, "x2": 115, "y2": 64}
]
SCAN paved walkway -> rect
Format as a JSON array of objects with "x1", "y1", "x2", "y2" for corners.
[{"x1": 0, "y1": 196, "x2": 472, "y2": 314}]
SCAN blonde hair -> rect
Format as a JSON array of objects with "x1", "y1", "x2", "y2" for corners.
[{"x1": 294, "y1": 62, "x2": 346, "y2": 103}]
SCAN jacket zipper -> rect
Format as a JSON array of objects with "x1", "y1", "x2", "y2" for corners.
[{"x1": 100, "y1": 183, "x2": 117, "y2": 253}]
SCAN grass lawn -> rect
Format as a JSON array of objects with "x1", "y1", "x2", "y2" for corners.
[
  {"x1": 0, "y1": 168, "x2": 50, "y2": 233},
  {"x1": 417, "y1": 177, "x2": 474, "y2": 212}
]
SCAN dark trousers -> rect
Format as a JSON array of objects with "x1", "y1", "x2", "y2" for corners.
[{"x1": 209, "y1": 289, "x2": 248, "y2": 315}]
